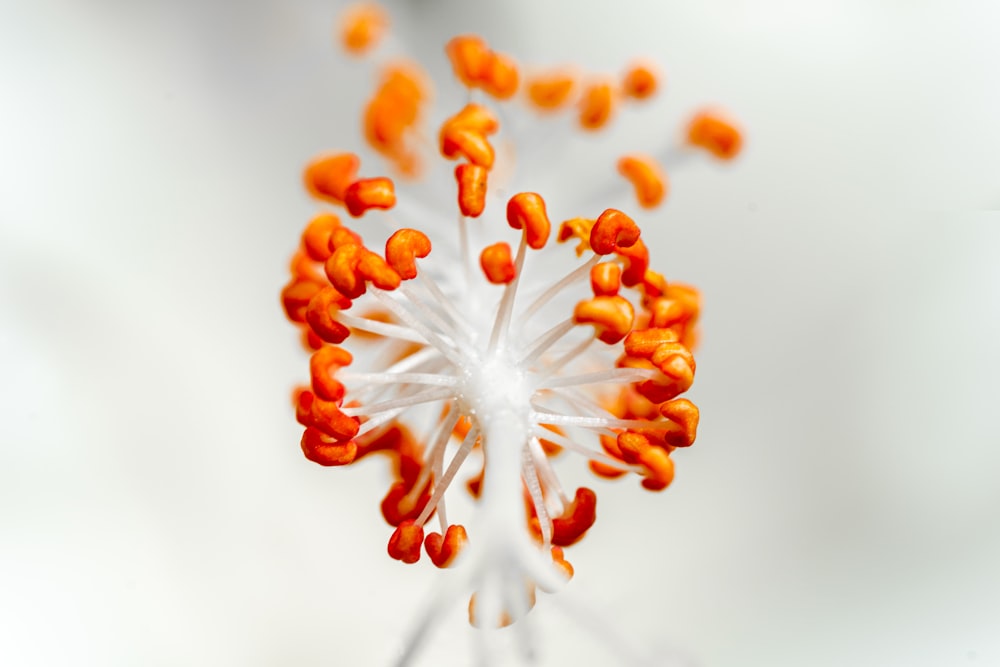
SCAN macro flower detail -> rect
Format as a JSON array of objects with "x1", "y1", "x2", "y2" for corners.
[{"x1": 281, "y1": 4, "x2": 742, "y2": 662}]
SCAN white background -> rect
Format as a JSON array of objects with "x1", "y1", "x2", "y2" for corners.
[{"x1": 1, "y1": 1, "x2": 998, "y2": 665}]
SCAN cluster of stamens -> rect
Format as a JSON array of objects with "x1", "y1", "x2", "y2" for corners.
[{"x1": 282, "y1": 2, "x2": 743, "y2": 643}]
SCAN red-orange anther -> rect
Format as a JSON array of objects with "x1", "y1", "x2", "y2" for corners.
[
  {"x1": 617, "y1": 238, "x2": 649, "y2": 288},
  {"x1": 642, "y1": 268, "x2": 669, "y2": 298},
  {"x1": 440, "y1": 126, "x2": 495, "y2": 169},
  {"x1": 616, "y1": 431, "x2": 650, "y2": 465},
  {"x1": 687, "y1": 109, "x2": 743, "y2": 160},
  {"x1": 424, "y1": 524, "x2": 468, "y2": 568},
  {"x1": 295, "y1": 390, "x2": 360, "y2": 440},
  {"x1": 325, "y1": 244, "x2": 366, "y2": 299},
  {"x1": 624, "y1": 327, "x2": 679, "y2": 359},
  {"x1": 622, "y1": 62, "x2": 659, "y2": 100},
  {"x1": 506, "y1": 192, "x2": 550, "y2": 250},
  {"x1": 303, "y1": 153, "x2": 360, "y2": 205},
  {"x1": 309, "y1": 345, "x2": 352, "y2": 403},
  {"x1": 387, "y1": 520, "x2": 424, "y2": 564},
  {"x1": 385, "y1": 229, "x2": 431, "y2": 280},
  {"x1": 482, "y1": 51, "x2": 520, "y2": 99},
  {"x1": 551, "y1": 487, "x2": 597, "y2": 547},
  {"x1": 639, "y1": 446, "x2": 675, "y2": 491},
  {"x1": 301, "y1": 427, "x2": 357, "y2": 467},
  {"x1": 340, "y1": 3, "x2": 388, "y2": 55},
  {"x1": 590, "y1": 262, "x2": 622, "y2": 296},
  {"x1": 618, "y1": 155, "x2": 667, "y2": 209},
  {"x1": 658, "y1": 398, "x2": 700, "y2": 448},
  {"x1": 455, "y1": 163, "x2": 488, "y2": 217},
  {"x1": 649, "y1": 284, "x2": 701, "y2": 331},
  {"x1": 301, "y1": 213, "x2": 341, "y2": 262},
  {"x1": 344, "y1": 177, "x2": 396, "y2": 217},
  {"x1": 551, "y1": 546, "x2": 574, "y2": 579},
  {"x1": 557, "y1": 217, "x2": 596, "y2": 256},
  {"x1": 381, "y1": 480, "x2": 432, "y2": 526},
  {"x1": 637, "y1": 342, "x2": 696, "y2": 402},
  {"x1": 356, "y1": 248, "x2": 402, "y2": 290},
  {"x1": 574, "y1": 296, "x2": 635, "y2": 344},
  {"x1": 328, "y1": 225, "x2": 363, "y2": 253},
  {"x1": 290, "y1": 250, "x2": 323, "y2": 282},
  {"x1": 480, "y1": 242, "x2": 516, "y2": 285},
  {"x1": 527, "y1": 71, "x2": 576, "y2": 110},
  {"x1": 446, "y1": 35, "x2": 491, "y2": 88},
  {"x1": 445, "y1": 103, "x2": 500, "y2": 135},
  {"x1": 590, "y1": 208, "x2": 641, "y2": 255},
  {"x1": 364, "y1": 64, "x2": 426, "y2": 175},
  {"x1": 578, "y1": 81, "x2": 616, "y2": 130},
  {"x1": 305, "y1": 287, "x2": 351, "y2": 344},
  {"x1": 281, "y1": 278, "x2": 323, "y2": 323}
]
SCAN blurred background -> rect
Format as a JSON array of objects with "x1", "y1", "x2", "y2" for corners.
[{"x1": 1, "y1": 0, "x2": 998, "y2": 665}]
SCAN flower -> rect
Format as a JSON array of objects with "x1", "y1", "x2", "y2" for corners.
[{"x1": 280, "y1": 3, "x2": 741, "y2": 663}]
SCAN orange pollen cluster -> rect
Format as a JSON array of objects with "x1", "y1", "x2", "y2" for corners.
[{"x1": 284, "y1": 6, "x2": 741, "y2": 638}]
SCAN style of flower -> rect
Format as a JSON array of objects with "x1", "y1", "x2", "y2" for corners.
[{"x1": 280, "y1": 3, "x2": 742, "y2": 663}]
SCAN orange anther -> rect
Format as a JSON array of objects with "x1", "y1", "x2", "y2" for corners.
[
  {"x1": 637, "y1": 342, "x2": 695, "y2": 402},
  {"x1": 446, "y1": 103, "x2": 500, "y2": 135},
  {"x1": 617, "y1": 238, "x2": 649, "y2": 287},
  {"x1": 305, "y1": 287, "x2": 351, "y2": 343},
  {"x1": 527, "y1": 70, "x2": 576, "y2": 111},
  {"x1": 622, "y1": 62, "x2": 659, "y2": 100},
  {"x1": 649, "y1": 283, "x2": 701, "y2": 328},
  {"x1": 364, "y1": 63, "x2": 427, "y2": 175},
  {"x1": 482, "y1": 51, "x2": 520, "y2": 99},
  {"x1": 624, "y1": 328, "x2": 679, "y2": 359},
  {"x1": 479, "y1": 242, "x2": 515, "y2": 284},
  {"x1": 301, "y1": 213, "x2": 341, "y2": 262},
  {"x1": 616, "y1": 431, "x2": 650, "y2": 465},
  {"x1": 340, "y1": 3, "x2": 388, "y2": 55},
  {"x1": 590, "y1": 208, "x2": 640, "y2": 255},
  {"x1": 295, "y1": 390, "x2": 360, "y2": 440},
  {"x1": 574, "y1": 296, "x2": 635, "y2": 345},
  {"x1": 344, "y1": 177, "x2": 396, "y2": 217},
  {"x1": 385, "y1": 229, "x2": 431, "y2": 280},
  {"x1": 290, "y1": 249, "x2": 323, "y2": 282},
  {"x1": 455, "y1": 163, "x2": 488, "y2": 217},
  {"x1": 424, "y1": 524, "x2": 468, "y2": 568},
  {"x1": 578, "y1": 81, "x2": 616, "y2": 131},
  {"x1": 618, "y1": 155, "x2": 667, "y2": 209},
  {"x1": 381, "y1": 480, "x2": 432, "y2": 526},
  {"x1": 658, "y1": 398, "x2": 700, "y2": 448},
  {"x1": 687, "y1": 109, "x2": 743, "y2": 160},
  {"x1": 303, "y1": 153, "x2": 360, "y2": 205},
  {"x1": 440, "y1": 126, "x2": 495, "y2": 169},
  {"x1": 551, "y1": 487, "x2": 597, "y2": 547},
  {"x1": 356, "y1": 248, "x2": 402, "y2": 290},
  {"x1": 300, "y1": 426, "x2": 357, "y2": 467},
  {"x1": 551, "y1": 546, "x2": 574, "y2": 580},
  {"x1": 309, "y1": 345, "x2": 352, "y2": 403},
  {"x1": 445, "y1": 35, "x2": 492, "y2": 87},
  {"x1": 387, "y1": 520, "x2": 424, "y2": 564},
  {"x1": 328, "y1": 225, "x2": 363, "y2": 252},
  {"x1": 281, "y1": 278, "x2": 323, "y2": 323},
  {"x1": 557, "y1": 217, "x2": 596, "y2": 256},
  {"x1": 638, "y1": 446, "x2": 675, "y2": 491},
  {"x1": 506, "y1": 192, "x2": 550, "y2": 250},
  {"x1": 641, "y1": 268, "x2": 668, "y2": 297},
  {"x1": 590, "y1": 262, "x2": 622, "y2": 297},
  {"x1": 325, "y1": 244, "x2": 366, "y2": 299}
]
